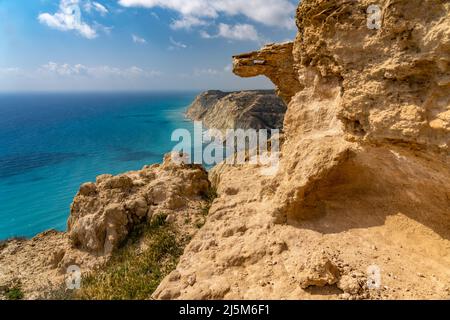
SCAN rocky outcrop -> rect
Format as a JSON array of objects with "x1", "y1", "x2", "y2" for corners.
[
  {"x1": 233, "y1": 43, "x2": 302, "y2": 105},
  {"x1": 292, "y1": 0, "x2": 450, "y2": 153},
  {"x1": 0, "y1": 153, "x2": 210, "y2": 299},
  {"x1": 186, "y1": 90, "x2": 286, "y2": 133},
  {"x1": 0, "y1": 230, "x2": 103, "y2": 300},
  {"x1": 68, "y1": 153, "x2": 210, "y2": 255},
  {"x1": 2, "y1": 0, "x2": 449, "y2": 301},
  {"x1": 155, "y1": 0, "x2": 450, "y2": 300}
]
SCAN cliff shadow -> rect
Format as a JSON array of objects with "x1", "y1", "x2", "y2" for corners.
[{"x1": 285, "y1": 146, "x2": 450, "y2": 241}]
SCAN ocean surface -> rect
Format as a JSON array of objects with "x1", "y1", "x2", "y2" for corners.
[{"x1": 0, "y1": 92, "x2": 199, "y2": 240}]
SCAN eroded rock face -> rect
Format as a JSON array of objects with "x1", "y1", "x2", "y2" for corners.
[
  {"x1": 68, "y1": 153, "x2": 210, "y2": 255},
  {"x1": 233, "y1": 43, "x2": 302, "y2": 105},
  {"x1": 0, "y1": 230, "x2": 103, "y2": 300},
  {"x1": 0, "y1": 154, "x2": 211, "y2": 299},
  {"x1": 298, "y1": 0, "x2": 449, "y2": 152},
  {"x1": 237, "y1": 0, "x2": 450, "y2": 153},
  {"x1": 155, "y1": 0, "x2": 450, "y2": 300},
  {"x1": 186, "y1": 90, "x2": 286, "y2": 133}
]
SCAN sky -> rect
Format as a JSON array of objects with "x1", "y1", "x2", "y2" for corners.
[{"x1": 0, "y1": 0, "x2": 298, "y2": 92}]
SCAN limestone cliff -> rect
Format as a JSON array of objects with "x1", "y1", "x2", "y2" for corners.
[
  {"x1": 154, "y1": 0, "x2": 450, "y2": 300},
  {"x1": 1, "y1": 0, "x2": 449, "y2": 301},
  {"x1": 186, "y1": 90, "x2": 286, "y2": 133}
]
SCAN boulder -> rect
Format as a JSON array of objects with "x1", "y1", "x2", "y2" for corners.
[{"x1": 67, "y1": 153, "x2": 210, "y2": 255}]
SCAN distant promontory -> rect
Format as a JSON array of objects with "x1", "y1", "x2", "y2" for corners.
[{"x1": 186, "y1": 90, "x2": 286, "y2": 132}]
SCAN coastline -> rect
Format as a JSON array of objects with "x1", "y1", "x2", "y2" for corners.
[{"x1": 0, "y1": 92, "x2": 198, "y2": 241}]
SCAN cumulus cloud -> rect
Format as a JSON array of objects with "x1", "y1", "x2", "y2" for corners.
[
  {"x1": 132, "y1": 34, "x2": 147, "y2": 44},
  {"x1": 38, "y1": 0, "x2": 97, "y2": 39},
  {"x1": 118, "y1": 0, "x2": 296, "y2": 30},
  {"x1": 201, "y1": 23, "x2": 260, "y2": 41},
  {"x1": 38, "y1": 62, "x2": 161, "y2": 78}
]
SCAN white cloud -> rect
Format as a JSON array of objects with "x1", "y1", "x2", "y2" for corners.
[
  {"x1": 170, "y1": 16, "x2": 208, "y2": 30},
  {"x1": 201, "y1": 23, "x2": 260, "y2": 41},
  {"x1": 132, "y1": 34, "x2": 147, "y2": 44},
  {"x1": 169, "y1": 37, "x2": 187, "y2": 50},
  {"x1": 118, "y1": 0, "x2": 296, "y2": 30},
  {"x1": 93, "y1": 2, "x2": 109, "y2": 15},
  {"x1": 199, "y1": 30, "x2": 212, "y2": 39},
  {"x1": 38, "y1": 0, "x2": 97, "y2": 39},
  {"x1": 0, "y1": 67, "x2": 23, "y2": 77},
  {"x1": 150, "y1": 12, "x2": 160, "y2": 19},
  {"x1": 193, "y1": 68, "x2": 220, "y2": 76},
  {"x1": 84, "y1": 1, "x2": 109, "y2": 15},
  {"x1": 38, "y1": 62, "x2": 161, "y2": 78},
  {"x1": 39, "y1": 62, "x2": 89, "y2": 76}
]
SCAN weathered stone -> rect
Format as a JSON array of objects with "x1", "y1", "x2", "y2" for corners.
[
  {"x1": 78, "y1": 182, "x2": 97, "y2": 196},
  {"x1": 233, "y1": 42, "x2": 302, "y2": 104},
  {"x1": 155, "y1": 0, "x2": 450, "y2": 300},
  {"x1": 298, "y1": 253, "x2": 340, "y2": 289},
  {"x1": 186, "y1": 90, "x2": 286, "y2": 133},
  {"x1": 67, "y1": 153, "x2": 210, "y2": 255}
]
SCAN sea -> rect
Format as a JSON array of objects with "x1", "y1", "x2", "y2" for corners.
[{"x1": 0, "y1": 92, "x2": 199, "y2": 240}]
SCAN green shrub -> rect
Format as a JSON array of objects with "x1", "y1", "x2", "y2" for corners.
[
  {"x1": 5, "y1": 286, "x2": 24, "y2": 300},
  {"x1": 75, "y1": 215, "x2": 185, "y2": 300}
]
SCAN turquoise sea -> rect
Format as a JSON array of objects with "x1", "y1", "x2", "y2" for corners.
[{"x1": 0, "y1": 92, "x2": 198, "y2": 240}]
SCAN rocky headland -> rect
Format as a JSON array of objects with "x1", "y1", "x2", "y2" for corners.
[
  {"x1": 1, "y1": 0, "x2": 449, "y2": 300},
  {"x1": 186, "y1": 90, "x2": 286, "y2": 133}
]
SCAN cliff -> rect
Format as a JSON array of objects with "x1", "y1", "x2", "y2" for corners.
[
  {"x1": 1, "y1": 0, "x2": 449, "y2": 301},
  {"x1": 154, "y1": 0, "x2": 450, "y2": 300},
  {"x1": 0, "y1": 154, "x2": 211, "y2": 299},
  {"x1": 186, "y1": 90, "x2": 286, "y2": 132}
]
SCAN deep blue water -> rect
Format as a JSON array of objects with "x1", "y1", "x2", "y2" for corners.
[{"x1": 0, "y1": 92, "x2": 198, "y2": 240}]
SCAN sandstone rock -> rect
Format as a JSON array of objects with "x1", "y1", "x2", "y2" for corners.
[
  {"x1": 155, "y1": 0, "x2": 450, "y2": 300},
  {"x1": 78, "y1": 183, "x2": 97, "y2": 196},
  {"x1": 68, "y1": 153, "x2": 210, "y2": 255},
  {"x1": 0, "y1": 152, "x2": 211, "y2": 299},
  {"x1": 125, "y1": 197, "x2": 148, "y2": 218},
  {"x1": 186, "y1": 90, "x2": 286, "y2": 133},
  {"x1": 233, "y1": 43, "x2": 302, "y2": 104},
  {"x1": 0, "y1": 231, "x2": 104, "y2": 299},
  {"x1": 103, "y1": 175, "x2": 133, "y2": 190},
  {"x1": 3, "y1": 0, "x2": 450, "y2": 301},
  {"x1": 298, "y1": 253, "x2": 340, "y2": 289},
  {"x1": 337, "y1": 274, "x2": 365, "y2": 296}
]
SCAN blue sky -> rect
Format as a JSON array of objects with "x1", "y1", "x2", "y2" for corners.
[{"x1": 0, "y1": 0, "x2": 298, "y2": 91}]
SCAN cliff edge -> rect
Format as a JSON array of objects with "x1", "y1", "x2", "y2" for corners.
[
  {"x1": 0, "y1": 154, "x2": 211, "y2": 299},
  {"x1": 1, "y1": 0, "x2": 449, "y2": 301},
  {"x1": 154, "y1": 0, "x2": 450, "y2": 300},
  {"x1": 186, "y1": 90, "x2": 286, "y2": 132}
]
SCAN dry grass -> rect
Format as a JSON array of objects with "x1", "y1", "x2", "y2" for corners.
[
  {"x1": 45, "y1": 186, "x2": 218, "y2": 300},
  {"x1": 74, "y1": 214, "x2": 187, "y2": 300}
]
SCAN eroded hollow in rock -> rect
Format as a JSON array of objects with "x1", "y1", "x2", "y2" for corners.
[{"x1": 285, "y1": 147, "x2": 450, "y2": 240}]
